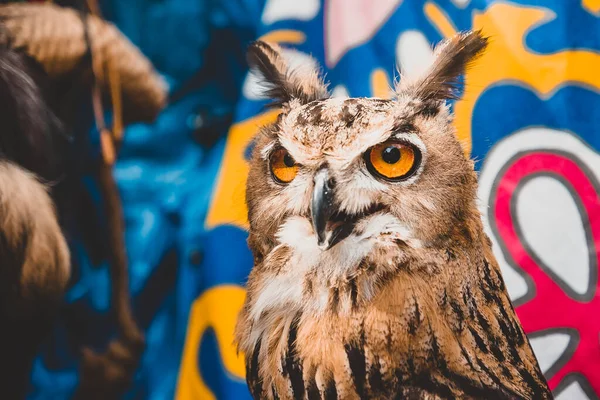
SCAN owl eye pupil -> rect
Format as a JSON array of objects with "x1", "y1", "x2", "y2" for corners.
[
  {"x1": 381, "y1": 147, "x2": 401, "y2": 164},
  {"x1": 283, "y1": 153, "x2": 295, "y2": 167}
]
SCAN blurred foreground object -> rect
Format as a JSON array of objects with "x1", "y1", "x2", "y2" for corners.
[
  {"x1": 0, "y1": 46, "x2": 70, "y2": 399},
  {"x1": 0, "y1": 1, "x2": 169, "y2": 398},
  {"x1": 0, "y1": 1, "x2": 167, "y2": 123}
]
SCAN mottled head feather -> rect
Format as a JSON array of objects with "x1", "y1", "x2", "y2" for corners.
[
  {"x1": 396, "y1": 30, "x2": 488, "y2": 102},
  {"x1": 247, "y1": 40, "x2": 329, "y2": 109}
]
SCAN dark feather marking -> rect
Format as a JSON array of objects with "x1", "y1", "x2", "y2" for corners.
[
  {"x1": 406, "y1": 355, "x2": 416, "y2": 375},
  {"x1": 476, "y1": 310, "x2": 506, "y2": 369},
  {"x1": 460, "y1": 226, "x2": 473, "y2": 242},
  {"x1": 468, "y1": 326, "x2": 488, "y2": 353},
  {"x1": 348, "y1": 278, "x2": 358, "y2": 311},
  {"x1": 392, "y1": 120, "x2": 418, "y2": 133},
  {"x1": 306, "y1": 375, "x2": 320, "y2": 400},
  {"x1": 475, "y1": 356, "x2": 525, "y2": 399},
  {"x1": 407, "y1": 296, "x2": 421, "y2": 335},
  {"x1": 428, "y1": 323, "x2": 488, "y2": 399},
  {"x1": 339, "y1": 103, "x2": 355, "y2": 128},
  {"x1": 386, "y1": 321, "x2": 393, "y2": 350},
  {"x1": 429, "y1": 326, "x2": 445, "y2": 369},
  {"x1": 496, "y1": 306, "x2": 519, "y2": 345},
  {"x1": 453, "y1": 342, "x2": 515, "y2": 399},
  {"x1": 416, "y1": 101, "x2": 441, "y2": 118},
  {"x1": 502, "y1": 294, "x2": 528, "y2": 346},
  {"x1": 283, "y1": 315, "x2": 305, "y2": 399},
  {"x1": 474, "y1": 308, "x2": 492, "y2": 334},
  {"x1": 329, "y1": 287, "x2": 339, "y2": 314},
  {"x1": 413, "y1": 373, "x2": 455, "y2": 399},
  {"x1": 344, "y1": 326, "x2": 366, "y2": 397},
  {"x1": 482, "y1": 259, "x2": 501, "y2": 292},
  {"x1": 271, "y1": 385, "x2": 280, "y2": 400},
  {"x1": 491, "y1": 262, "x2": 508, "y2": 292},
  {"x1": 508, "y1": 347, "x2": 550, "y2": 399},
  {"x1": 450, "y1": 299, "x2": 465, "y2": 331},
  {"x1": 247, "y1": 339, "x2": 263, "y2": 398},
  {"x1": 307, "y1": 102, "x2": 326, "y2": 125},
  {"x1": 303, "y1": 276, "x2": 314, "y2": 297},
  {"x1": 463, "y1": 286, "x2": 476, "y2": 319},
  {"x1": 323, "y1": 377, "x2": 338, "y2": 400},
  {"x1": 458, "y1": 341, "x2": 478, "y2": 373},
  {"x1": 440, "y1": 288, "x2": 448, "y2": 307},
  {"x1": 471, "y1": 310, "x2": 513, "y2": 379},
  {"x1": 479, "y1": 280, "x2": 495, "y2": 304},
  {"x1": 368, "y1": 357, "x2": 385, "y2": 395}
]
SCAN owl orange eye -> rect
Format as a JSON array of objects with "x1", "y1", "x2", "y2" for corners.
[
  {"x1": 270, "y1": 148, "x2": 298, "y2": 183},
  {"x1": 366, "y1": 140, "x2": 421, "y2": 181}
]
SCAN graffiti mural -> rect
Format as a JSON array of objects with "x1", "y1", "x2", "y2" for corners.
[
  {"x1": 479, "y1": 128, "x2": 600, "y2": 398},
  {"x1": 176, "y1": 1, "x2": 600, "y2": 398}
]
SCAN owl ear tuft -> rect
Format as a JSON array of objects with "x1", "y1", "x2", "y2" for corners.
[
  {"x1": 396, "y1": 30, "x2": 488, "y2": 102},
  {"x1": 246, "y1": 41, "x2": 329, "y2": 109}
]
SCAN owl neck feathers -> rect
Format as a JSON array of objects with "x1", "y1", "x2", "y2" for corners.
[
  {"x1": 236, "y1": 210, "x2": 485, "y2": 351},
  {"x1": 236, "y1": 214, "x2": 552, "y2": 400}
]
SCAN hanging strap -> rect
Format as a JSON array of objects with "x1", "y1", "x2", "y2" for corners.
[{"x1": 73, "y1": 2, "x2": 144, "y2": 398}]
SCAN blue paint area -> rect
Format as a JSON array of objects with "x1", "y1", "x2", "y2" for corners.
[
  {"x1": 199, "y1": 328, "x2": 253, "y2": 400},
  {"x1": 471, "y1": 84, "x2": 600, "y2": 170},
  {"x1": 201, "y1": 225, "x2": 254, "y2": 289}
]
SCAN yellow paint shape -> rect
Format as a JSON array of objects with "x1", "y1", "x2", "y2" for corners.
[
  {"x1": 424, "y1": 3, "x2": 458, "y2": 38},
  {"x1": 582, "y1": 0, "x2": 600, "y2": 15},
  {"x1": 370, "y1": 68, "x2": 393, "y2": 98},
  {"x1": 259, "y1": 29, "x2": 307, "y2": 45},
  {"x1": 205, "y1": 110, "x2": 279, "y2": 230},
  {"x1": 425, "y1": 1, "x2": 600, "y2": 156},
  {"x1": 175, "y1": 285, "x2": 247, "y2": 400}
]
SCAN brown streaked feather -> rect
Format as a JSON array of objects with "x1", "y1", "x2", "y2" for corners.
[
  {"x1": 247, "y1": 40, "x2": 329, "y2": 109},
  {"x1": 236, "y1": 219, "x2": 552, "y2": 399},
  {"x1": 397, "y1": 30, "x2": 488, "y2": 102}
]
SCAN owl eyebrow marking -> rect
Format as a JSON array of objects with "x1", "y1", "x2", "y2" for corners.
[
  {"x1": 417, "y1": 101, "x2": 441, "y2": 118},
  {"x1": 391, "y1": 120, "x2": 418, "y2": 134},
  {"x1": 260, "y1": 140, "x2": 278, "y2": 160}
]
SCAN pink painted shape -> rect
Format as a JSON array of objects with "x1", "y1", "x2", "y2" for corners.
[
  {"x1": 325, "y1": 0, "x2": 403, "y2": 67},
  {"x1": 493, "y1": 152, "x2": 600, "y2": 396}
]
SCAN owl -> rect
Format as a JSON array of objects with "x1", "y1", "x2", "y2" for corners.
[{"x1": 235, "y1": 31, "x2": 552, "y2": 399}]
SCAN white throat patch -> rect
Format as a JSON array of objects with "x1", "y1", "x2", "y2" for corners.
[{"x1": 250, "y1": 213, "x2": 419, "y2": 321}]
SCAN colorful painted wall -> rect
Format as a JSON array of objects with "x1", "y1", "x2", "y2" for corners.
[
  {"x1": 30, "y1": 1, "x2": 600, "y2": 399},
  {"x1": 177, "y1": 1, "x2": 600, "y2": 399}
]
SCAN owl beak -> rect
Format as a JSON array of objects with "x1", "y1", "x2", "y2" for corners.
[{"x1": 311, "y1": 169, "x2": 336, "y2": 250}]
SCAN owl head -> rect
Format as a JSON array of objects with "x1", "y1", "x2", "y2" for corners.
[{"x1": 245, "y1": 32, "x2": 488, "y2": 265}]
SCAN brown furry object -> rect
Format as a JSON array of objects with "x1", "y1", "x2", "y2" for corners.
[
  {"x1": 0, "y1": 162, "x2": 70, "y2": 399},
  {"x1": 0, "y1": 2, "x2": 167, "y2": 123},
  {"x1": 0, "y1": 47, "x2": 63, "y2": 179},
  {"x1": 0, "y1": 45, "x2": 70, "y2": 399}
]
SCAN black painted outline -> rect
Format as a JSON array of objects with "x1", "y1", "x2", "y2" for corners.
[
  {"x1": 553, "y1": 372, "x2": 599, "y2": 400},
  {"x1": 527, "y1": 328, "x2": 579, "y2": 381}
]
